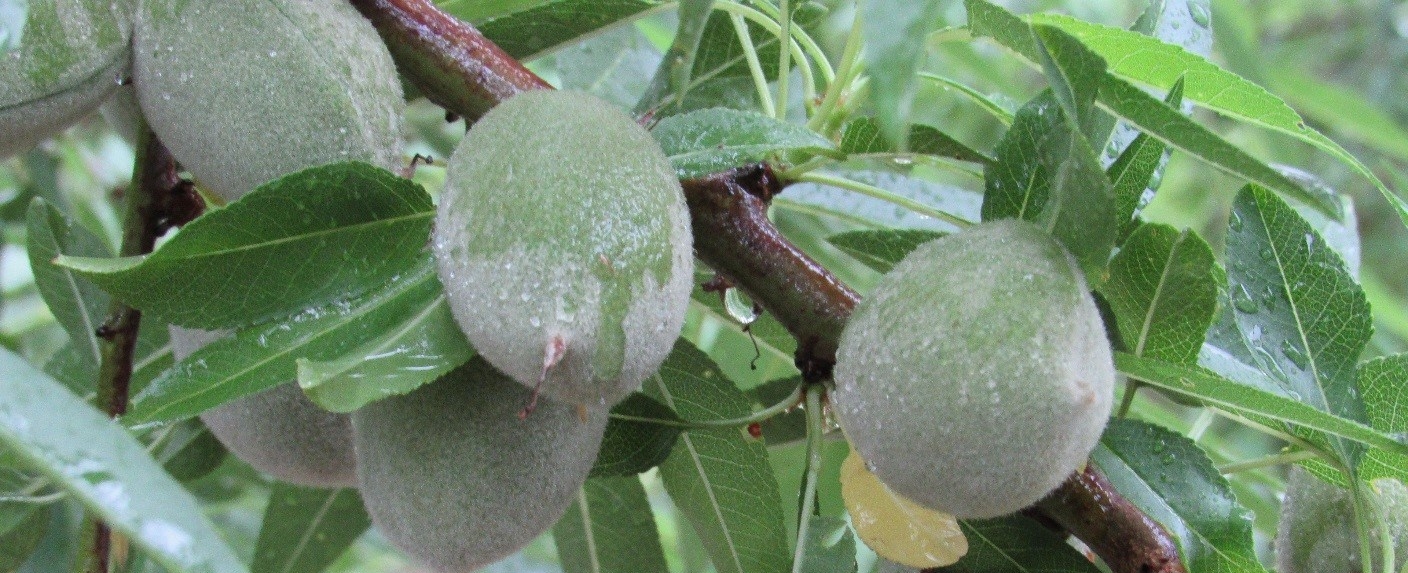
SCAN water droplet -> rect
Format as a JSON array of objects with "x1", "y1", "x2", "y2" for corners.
[
  {"x1": 1228, "y1": 212, "x2": 1244, "y2": 232},
  {"x1": 1232, "y1": 285, "x2": 1259, "y2": 313},
  {"x1": 1258, "y1": 247, "x2": 1275, "y2": 261},
  {"x1": 1281, "y1": 339, "x2": 1309, "y2": 370},
  {"x1": 1189, "y1": 4, "x2": 1211, "y2": 28}
]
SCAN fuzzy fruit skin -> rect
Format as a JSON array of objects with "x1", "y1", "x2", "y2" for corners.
[
  {"x1": 1276, "y1": 467, "x2": 1407, "y2": 573},
  {"x1": 1, "y1": 0, "x2": 133, "y2": 158},
  {"x1": 133, "y1": 0, "x2": 403, "y2": 201},
  {"x1": 353, "y1": 358, "x2": 608, "y2": 572},
  {"x1": 432, "y1": 90, "x2": 692, "y2": 408},
  {"x1": 170, "y1": 326, "x2": 357, "y2": 487},
  {"x1": 832, "y1": 219, "x2": 1114, "y2": 519}
]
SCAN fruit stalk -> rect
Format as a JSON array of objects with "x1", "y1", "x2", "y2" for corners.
[
  {"x1": 354, "y1": 1, "x2": 1185, "y2": 570},
  {"x1": 347, "y1": 0, "x2": 550, "y2": 120},
  {"x1": 91, "y1": 126, "x2": 189, "y2": 573}
]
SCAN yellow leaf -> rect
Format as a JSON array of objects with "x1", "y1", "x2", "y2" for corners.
[{"x1": 840, "y1": 449, "x2": 968, "y2": 568}]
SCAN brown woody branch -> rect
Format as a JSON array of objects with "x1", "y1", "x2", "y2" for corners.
[
  {"x1": 91, "y1": 130, "x2": 196, "y2": 572},
  {"x1": 352, "y1": 2, "x2": 1184, "y2": 571}
]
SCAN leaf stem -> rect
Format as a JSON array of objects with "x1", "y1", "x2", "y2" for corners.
[
  {"x1": 789, "y1": 171, "x2": 974, "y2": 228},
  {"x1": 1185, "y1": 409, "x2": 1217, "y2": 442},
  {"x1": 1215, "y1": 449, "x2": 1318, "y2": 474},
  {"x1": 789, "y1": 384, "x2": 825, "y2": 573},
  {"x1": 774, "y1": 0, "x2": 791, "y2": 120},
  {"x1": 808, "y1": 2, "x2": 864, "y2": 134},
  {"x1": 710, "y1": 1, "x2": 816, "y2": 111},
  {"x1": 729, "y1": 13, "x2": 777, "y2": 117},
  {"x1": 609, "y1": 382, "x2": 803, "y2": 429}
]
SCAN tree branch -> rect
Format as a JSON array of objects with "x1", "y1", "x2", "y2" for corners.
[
  {"x1": 90, "y1": 126, "x2": 195, "y2": 573},
  {"x1": 347, "y1": 0, "x2": 549, "y2": 120},
  {"x1": 353, "y1": 2, "x2": 1185, "y2": 570}
]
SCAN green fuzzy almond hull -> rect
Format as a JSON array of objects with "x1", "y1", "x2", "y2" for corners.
[
  {"x1": 170, "y1": 327, "x2": 356, "y2": 488},
  {"x1": 353, "y1": 358, "x2": 608, "y2": 573},
  {"x1": 133, "y1": 0, "x2": 404, "y2": 201},
  {"x1": 833, "y1": 219, "x2": 1114, "y2": 519},
  {"x1": 433, "y1": 90, "x2": 692, "y2": 408},
  {"x1": 1276, "y1": 467, "x2": 1408, "y2": 573},
  {"x1": 1, "y1": 0, "x2": 134, "y2": 158}
]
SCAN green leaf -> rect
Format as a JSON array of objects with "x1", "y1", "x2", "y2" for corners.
[
  {"x1": 1106, "y1": 77, "x2": 1181, "y2": 239},
  {"x1": 916, "y1": 73, "x2": 1016, "y2": 125},
  {"x1": 982, "y1": 90, "x2": 1117, "y2": 280},
  {"x1": 57, "y1": 162, "x2": 434, "y2": 330},
  {"x1": 553, "y1": 476, "x2": 669, "y2": 573},
  {"x1": 1093, "y1": 419, "x2": 1266, "y2": 573},
  {"x1": 634, "y1": 0, "x2": 717, "y2": 115},
  {"x1": 1025, "y1": 12, "x2": 1408, "y2": 224},
  {"x1": 861, "y1": 0, "x2": 945, "y2": 147},
  {"x1": 838, "y1": 117, "x2": 992, "y2": 164},
  {"x1": 1358, "y1": 355, "x2": 1408, "y2": 484},
  {"x1": 672, "y1": 7, "x2": 824, "y2": 115},
  {"x1": 825, "y1": 229, "x2": 943, "y2": 274},
  {"x1": 127, "y1": 256, "x2": 443, "y2": 424},
  {"x1": 1114, "y1": 352, "x2": 1408, "y2": 456},
  {"x1": 652, "y1": 107, "x2": 840, "y2": 178},
  {"x1": 0, "y1": 503, "x2": 47, "y2": 572},
  {"x1": 475, "y1": 0, "x2": 666, "y2": 61},
  {"x1": 1269, "y1": 69, "x2": 1408, "y2": 165},
  {"x1": 797, "y1": 516, "x2": 855, "y2": 573},
  {"x1": 941, "y1": 515, "x2": 1101, "y2": 572},
  {"x1": 151, "y1": 419, "x2": 226, "y2": 483},
  {"x1": 0, "y1": 349, "x2": 248, "y2": 573},
  {"x1": 1225, "y1": 185, "x2": 1371, "y2": 460},
  {"x1": 1099, "y1": 223, "x2": 1217, "y2": 363},
  {"x1": 296, "y1": 294, "x2": 473, "y2": 413},
  {"x1": 252, "y1": 485, "x2": 370, "y2": 573},
  {"x1": 964, "y1": 0, "x2": 1343, "y2": 218},
  {"x1": 26, "y1": 198, "x2": 111, "y2": 370},
  {"x1": 592, "y1": 393, "x2": 683, "y2": 478},
  {"x1": 1030, "y1": 24, "x2": 1105, "y2": 140},
  {"x1": 645, "y1": 341, "x2": 790, "y2": 573}
]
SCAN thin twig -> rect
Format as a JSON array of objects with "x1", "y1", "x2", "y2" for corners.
[{"x1": 90, "y1": 128, "x2": 185, "y2": 572}]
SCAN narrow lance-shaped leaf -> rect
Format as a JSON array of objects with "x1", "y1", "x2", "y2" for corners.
[
  {"x1": 1114, "y1": 353, "x2": 1408, "y2": 456},
  {"x1": 0, "y1": 349, "x2": 248, "y2": 573},
  {"x1": 473, "y1": 0, "x2": 667, "y2": 61},
  {"x1": 26, "y1": 198, "x2": 111, "y2": 370},
  {"x1": 1225, "y1": 184, "x2": 1371, "y2": 463},
  {"x1": 826, "y1": 229, "x2": 945, "y2": 274},
  {"x1": 1094, "y1": 419, "x2": 1266, "y2": 573},
  {"x1": 941, "y1": 516, "x2": 1102, "y2": 572},
  {"x1": 982, "y1": 90, "x2": 1117, "y2": 280},
  {"x1": 127, "y1": 256, "x2": 446, "y2": 424},
  {"x1": 635, "y1": 0, "x2": 716, "y2": 115},
  {"x1": 591, "y1": 393, "x2": 683, "y2": 478},
  {"x1": 652, "y1": 107, "x2": 841, "y2": 178},
  {"x1": 252, "y1": 484, "x2": 370, "y2": 573},
  {"x1": 1358, "y1": 355, "x2": 1408, "y2": 485},
  {"x1": 1026, "y1": 10, "x2": 1408, "y2": 225},
  {"x1": 1099, "y1": 223, "x2": 1217, "y2": 363},
  {"x1": 56, "y1": 162, "x2": 434, "y2": 330},
  {"x1": 861, "y1": 0, "x2": 945, "y2": 147},
  {"x1": 645, "y1": 340, "x2": 790, "y2": 573},
  {"x1": 1031, "y1": 24, "x2": 1105, "y2": 141},
  {"x1": 297, "y1": 293, "x2": 473, "y2": 413},
  {"x1": 552, "y1": 476, "x2": 669, "y2": 573},
  {"x1": 1106, "y1": 76, "x2": 1181, "y2": 239},
  {"x1": 838, "y1": 117, "x2": 993, "y2": 165},
  {"x1": 964, "y1": 0, "x2": 1341, "y2": 217}
]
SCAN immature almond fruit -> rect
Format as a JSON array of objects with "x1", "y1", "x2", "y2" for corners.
[
  {"x1": 170, "y1": 326, "x2": 356, "y2": 487},
  {"x1": 1, "y1": 0, "x2": 133, "y2": 158},
  {"x1": 832, "y1": 219, "x2": 1115, "y2": 519},
  {"x1": 133, "y1": 0, "x2": 403, "y2": 200},
  {"x1": 353, "y1": 358, "x2": 608, "y2": 572},
  {"x1": 1276, "y1": 467, "x2": 1407, "y2": 573},
  {"x1": 432, "y1": 90, "x2": 692, "y2": 409}
]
